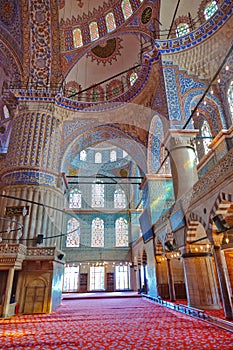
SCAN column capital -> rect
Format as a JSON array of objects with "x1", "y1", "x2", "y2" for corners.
[{"x1": 163, "y1": 129, "x2": 199, "y2": 152}]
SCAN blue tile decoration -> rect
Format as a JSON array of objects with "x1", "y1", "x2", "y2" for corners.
[
  {"x1": 1, "y1": 170, "x2": 58, "y2": 187},
  {"x1": 163, "y1": 68, "x2": 182, "y2": 121},
  {"x1": 179, "y1": 73, "x2": 206, "y2": 95}
]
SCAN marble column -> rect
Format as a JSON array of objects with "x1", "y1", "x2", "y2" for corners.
[
  {"x1": 213, "y1": 246, "x2": 233, "y2": 319},
  {"x1": 0, "y1": 104, "x2": 65, "y2": 246},
  {"x1": 167, "y1": 258, "x2": 176, "y2": 301},
  {"x1": 2, "y1": 268, "x2": 14, "y2": 318},
  {"x1": 182, "y1": 251, "x2": 221, "y2": 310},
  {"x1": 163, "y1": 129, "x2": 199, "y2": 200}
]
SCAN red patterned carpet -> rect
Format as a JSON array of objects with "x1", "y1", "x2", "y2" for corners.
[{"x1": 1, "y1": 297, "x2": 233, "y2": 350}]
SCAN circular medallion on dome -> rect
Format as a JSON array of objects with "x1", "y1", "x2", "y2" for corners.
[
  {"x1": 120, "y1": 168, "x2": 128, "y2": 177},
  {"x1": 87, "y1": 38, "x2": 123, "y2": 65},
  {"x1": 141, "y1": 7, "x2": 152, "y2": 25}
]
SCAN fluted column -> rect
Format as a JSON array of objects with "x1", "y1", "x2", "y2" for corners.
[
  {"x1": 0, "y1": 106, "x2": 64, "y2": 247},
  {"x1": 163, "y1": 130, "x2": 199, "y2": 199}
]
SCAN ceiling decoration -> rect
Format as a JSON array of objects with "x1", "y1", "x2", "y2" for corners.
[
  {"x1": 141, "y1": 6, "x2": 153, "y2": 25},
  {"x1": 87, "y1": 38, "x2": 123, "y2": 65}
]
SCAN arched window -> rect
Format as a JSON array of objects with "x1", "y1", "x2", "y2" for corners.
[
  {"x1": 73, "y1": 28, "x2": 83, "y2": 48},
  {"x1": 114, "y1": 188, "x2": 126, "y2": 209},
  {"x1": 91, "y1": 218, "x2": 104, "y2": 247},
  {"x1": 92, "y1": 182, "x2": 104, "y2": 207},
  {"x1": 176, "y1": 23, "x2": 190, "y2": 37},
  {"x1": 110, "y1": 150, "x2": 117, "y2": 162},
  {"x1": 106, "y1": 12, "x2": 116, "y2": 33},
  {"x1": 69, "y1": 189, "x2": 82, "y2": 208},
  {"x1": 80, "y1": 150, "x2": 87, "y2": 161},
  {"x1": 3, "y1": 105, "x2": 10, "y2": 118},
  {"x1": 121, "y1": 0, "x2": 133, "y2": 20},
  {"x1": 204, "y1": 1, "x2": 218, "y2": 20},
  {"x1": 227, "y1": 80, "x2": 233, "y2": 119},
  {"x1": 89, "y1": 22, "x2": 99, "y2": 41},
  {"x1": 115, "y1": 217, "x2": 128, "y2": 247},
  {"x1": 130, "y1": 72, "x2": 138, "y2": 86},
  {"x1": 95, "y1": 151, "x2": 102, "y2": 163},
  {"x1": 66, "y1": 218, "x2": 80, "y2": 247},
  {"x1": 201, "y1": 120, "x2": 212, "y2": 154}
]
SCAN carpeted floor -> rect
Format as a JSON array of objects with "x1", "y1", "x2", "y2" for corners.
[{"x1": 1, "y1": 297, "x2": 233, "y2": 350}]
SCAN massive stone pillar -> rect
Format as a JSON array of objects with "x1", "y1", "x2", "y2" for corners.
[
  {"x1": 213, "y1": 246, "x2": 233, "y2": 319},
  {"x1": 163, "y1": 130, "x2": 199, "y2": 200},
  {"x1": 164, "y1": 130, "x2": 221, "y2": 309},
  {"x1": 166, "y1": 257, "x2": 176, "y2": 301},
  {"x1": 182, "y1": 250, "x2": 221, "y2": 310},
  {"x1": 0, "y1": 103, "x2": 64, "y2": 247},
  {"x1": 2, "y1": 268, "x2": 15, "y2": 318}
]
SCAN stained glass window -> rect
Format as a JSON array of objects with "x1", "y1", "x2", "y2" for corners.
[
  {"x1": 66, "y1": 218, "x2": 80, "y2": 247},
  {"x1": 204, "y1": 1, "x2": 218, "y2": 20},
  {"x1": 89, "y1": 21, "x2": 99, "y2": 42},
  {"x1": 227, "y1": 80, "x2": 233, "y2": 119},
  {"x1": 110, "y1": 150, "x2": 117, "y2": 162},
  {"x1": 130, "y1": 72, "x2": 138, "y2": 86},
  {"x1": 80, "y1": 150, "x2": 87, "y2": 161},
  {"x1": 106, "y1": 12, "x2": 116, "y2": 33},
  {"x1": 95, "y1": 152, "x2": 102, "y2": 163},
  {"x1": 116, "y1": 217, "x2": 128, "y2": 246},
  {"x1": 91, "y1": 218, "x2": 104, "y2": 247},
  {"x1": 114, "y1": 189, "x2": 126, "y2": 209},
  {"x1": 3, "y1": 105, "x2": 10, "y2": 118},
  {"x1": 123, "y1": 150, "x2": 128, "y2": 158},
  {"x1": 92, "y1": 182, "x2": 104, "y2": 207},
  {"x1": 176, "y1": 23, "x2": 190, "y2": 37},
  {"x1": 121, "y1": 0, "x2": 133, "y2": 20},
  {"x1": 69, "y1": 189, "x2": 82, "y2": 208},
  {"x1": 68, "y1": 86, "x2": 77, "y2": 100},
  {"x1": 201, "y1": 120, "x2": 212, "y2": 154},
  {"x1": 73, "y1": 28, "x2": 83, "y2": 48},
  {"x1": 92, "y1": 90, "x2": 100, "y2": 102}
]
